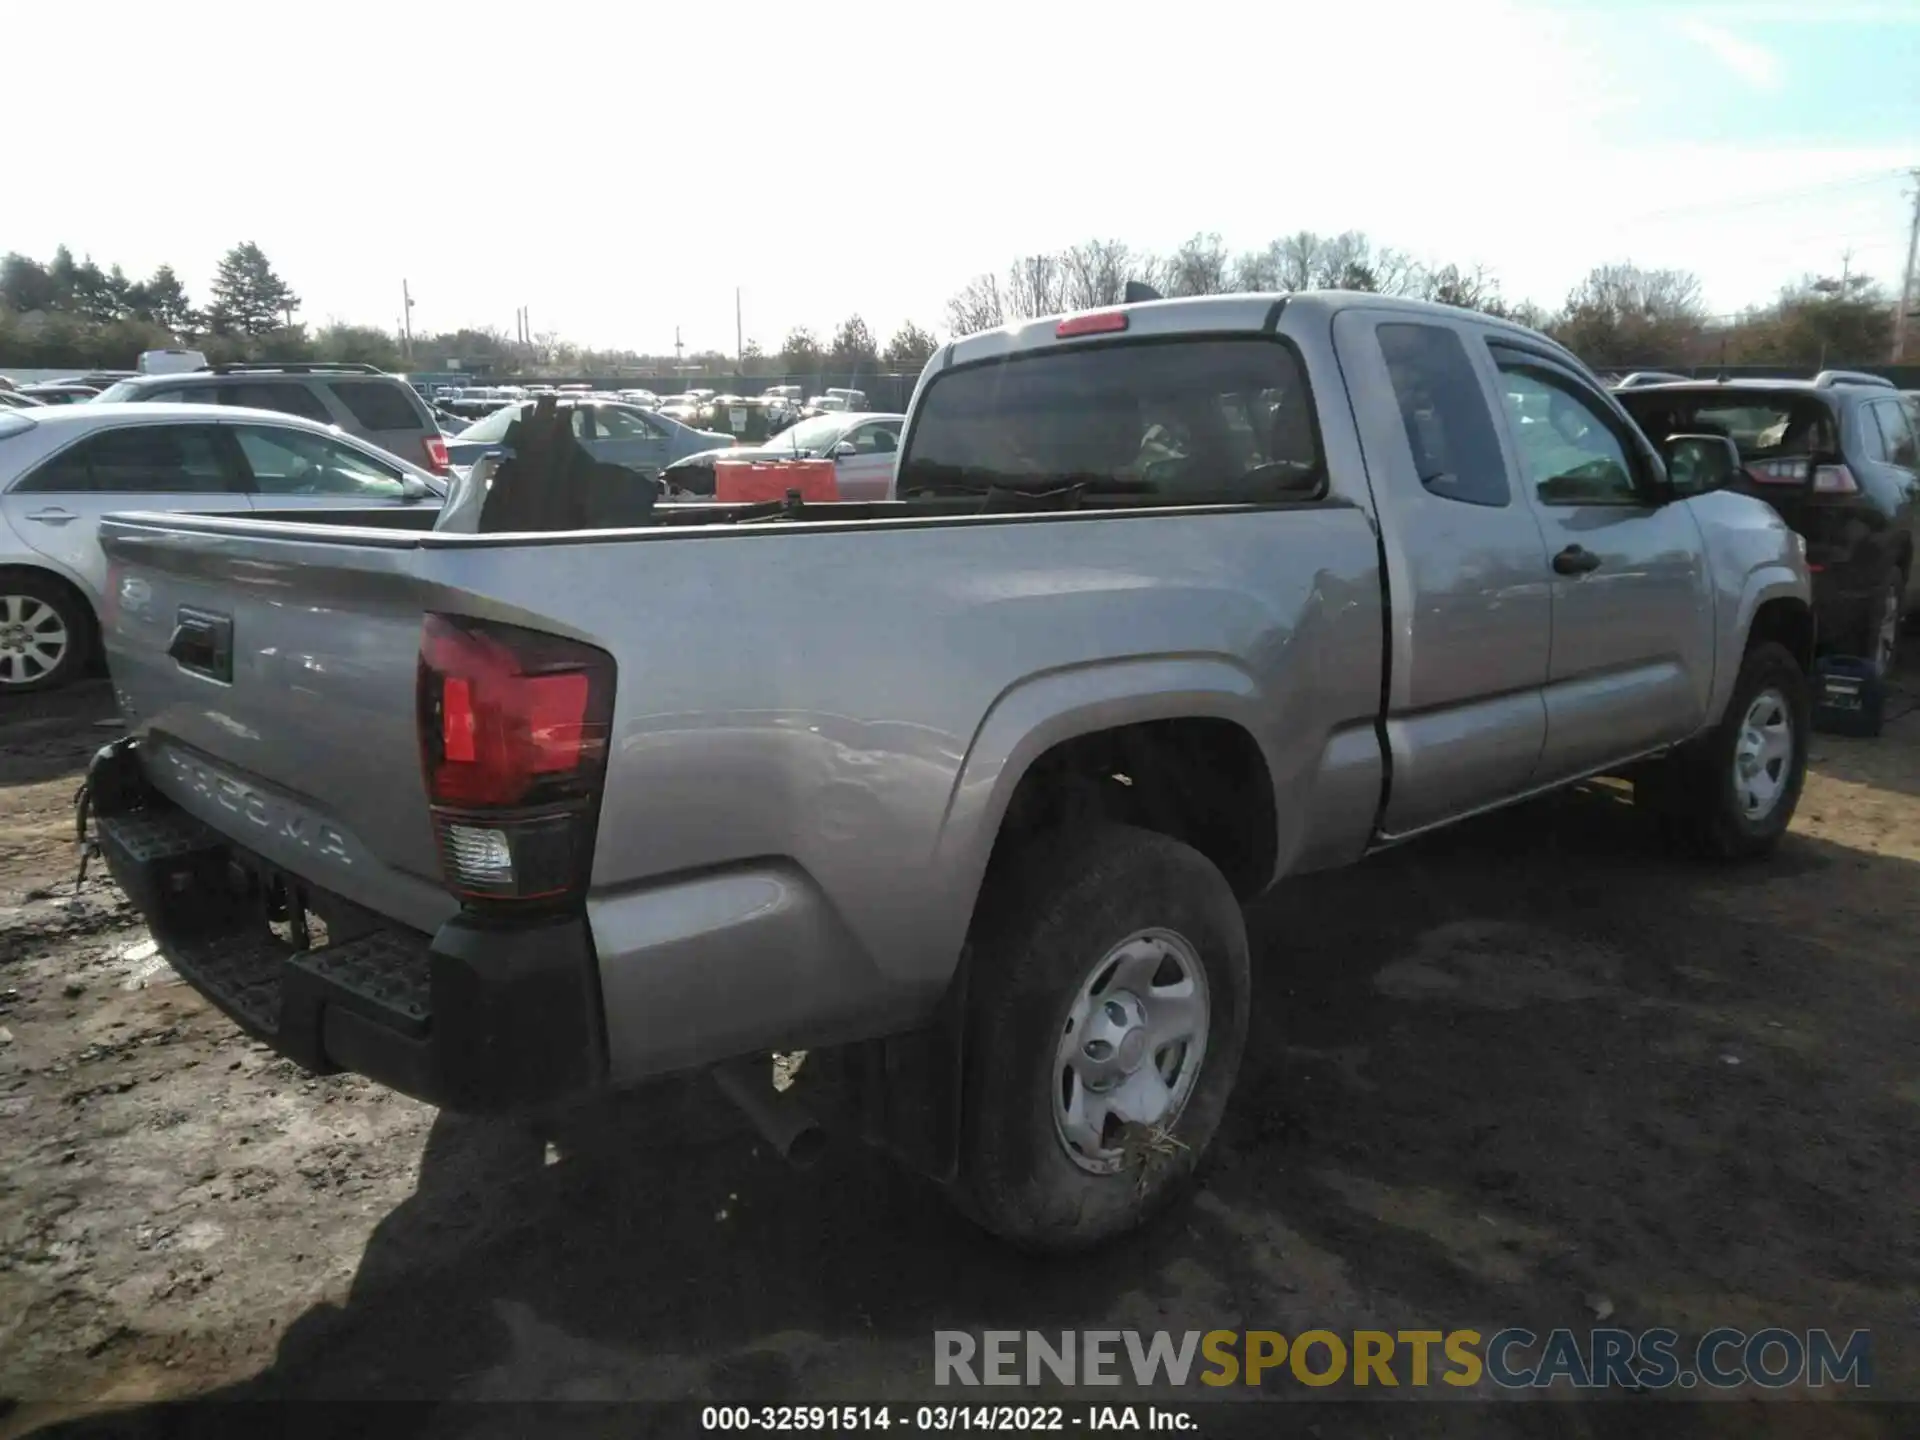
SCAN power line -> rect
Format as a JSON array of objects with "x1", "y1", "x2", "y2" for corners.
[{"x1": 1620, "y1": 168, "x2": 1907, "y2": 226}]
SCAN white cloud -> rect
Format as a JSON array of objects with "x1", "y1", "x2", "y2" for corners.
[{"x1": 1673, "y1": 16, "x2": 1785, "y2": 89}]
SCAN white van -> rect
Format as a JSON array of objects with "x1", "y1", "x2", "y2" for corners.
[{"x1": 137, "y1": 348, "x2": 209, "y2": 376}]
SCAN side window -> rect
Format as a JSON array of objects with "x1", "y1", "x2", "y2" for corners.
[
  {"x1": 1872, "y1": 401, "x2": 1918, "y2": 468},
  {"x1": 591, "y1": 406, "x2": 664, "y2": 440},
  {"x1": 14, "y1": 442, "x2": 99, "y2": 493},
  {"x1": 18, "y1": 426, "x2": 234, "y2": 495},
  {"x1": 1376, "y1": 323, "x2": 1509, "y2": 507},
  {"x1": 848, "y1": 423, "x2": 898, "y2": 455},
  {"x1": 327, "y1": 379, "x2": 427, "y2": 432},
  {"x1": 222, "y1": 382, "x2": 333, "y2": 424},
  {"x1": 1493, "y1": 362, "x2": 1641, "y2": 506},
  {"x1": 233, "y1": 425, "x2": 405, "y2": 498}
]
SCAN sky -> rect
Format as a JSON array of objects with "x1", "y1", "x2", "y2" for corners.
[{"x1": 8, "y1": 0, "x2": 1919, "y2": 356}]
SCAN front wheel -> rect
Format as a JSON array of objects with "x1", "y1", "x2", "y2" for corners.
[
  {"x1": 1653, "y1": 640, "x2": 1810, "y2": 859},
  {"x1": 1861, "y1": 573, "x2": 1903, "y2": 677},
  {"x1": 954, "y1": 823, "x2": 1250, "y2": 1253}
]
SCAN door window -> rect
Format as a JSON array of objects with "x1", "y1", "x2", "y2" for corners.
[
  {"x1": 844, "y1": 422, "x2": 900, "y2": 455},
  {"x1": 590, "y1": 405, "x2": 665, "y2": 440},
  {"x1": 220, "y1": 381, "x2": 333, "y2": 423},
  {"x1": 1871, "y1": 400, "x2": 1918, "y2": 468},
  {"x1": 1377, "y1": 322, "x2": 1509, "y2": 507},
  {"x1": 1494, "y1": 363, "x2": 1641, "y2": 506},
  {"x1": 15, "y1": 425, "x2": 235, "y2": 494},
  {"x1": 232, "y1": 425, "x2": 407, "y2": 498}
]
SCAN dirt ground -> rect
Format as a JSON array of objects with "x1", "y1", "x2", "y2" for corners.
[{"x1": 0, "y1": 671, "x2": 1916, "y2": 1437}]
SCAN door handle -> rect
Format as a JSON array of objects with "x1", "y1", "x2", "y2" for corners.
[
  {"x1": 25, "y1": 507, "x2": 77, "y2": 525},
  {"x1": 1553, "y1": 544, "x2": 1602, "y2": 575}
]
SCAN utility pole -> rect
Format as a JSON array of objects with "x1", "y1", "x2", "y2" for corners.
[
  {"x1": 1893, "y1": 168, "x2": 1920, "y2": 362},
  {"x1": 735, "y1": 287, "x2": 743, "y2": 366},
  {"x1": 401, "y1": 280, "x2": 415, "y2": 361},
  {"x1": 675, "y1": 326, "x2": 684, "y2": 369}
]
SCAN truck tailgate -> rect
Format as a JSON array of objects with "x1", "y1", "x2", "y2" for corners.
[{"x1": 98, "y1": 517, "x2": 457, "y2": 935}]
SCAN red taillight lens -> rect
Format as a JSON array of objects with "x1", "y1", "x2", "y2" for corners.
[
  {"x1": 417, "y1": 614, "x2": 615, "y2": 905},
  {"x1": 1812, "y1": 464, "x2": 1859, "y2": 495},
  {"x1": 423, "y1": 435, "x2": 451, "y2": 475},
  {"x1": 1056, "y1": 309, "x2": 1129, "y2": 338}
]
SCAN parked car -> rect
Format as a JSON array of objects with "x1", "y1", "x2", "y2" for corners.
[
  {"x1": 661, "y1": 410, "x2": 902, "y2": 498},
  {"x1": 16, "y1": 384, "x2": 99, "y2": 405},
  {"x1": 94, "y1": 363, "x2": 452, "y2": 478},
  {"x1": 0, "y1": 402, "x2": 442, "y2": 692},
  {"x1": 443, "y1": 396, "x2": 734, "y2": 478},
  {"x1": 1616, "y1": 370, "x2": 1918, "y2": 674},
  {"x1": 85, "y1": 291, "x2": 1811, "y2": 1250},
  {"x1": 1612, "y1": 371, "x2": 1691, "y2": 389},
  {"x1": 0, "y1": 390, "x2": 45, "y2": 410}
]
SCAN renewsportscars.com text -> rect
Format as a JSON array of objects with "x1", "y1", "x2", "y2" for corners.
[{"x1": 934, "y1": 1327, "x2": 1872, "y2": 1391}]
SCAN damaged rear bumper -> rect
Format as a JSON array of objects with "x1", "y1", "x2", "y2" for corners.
[{"x1": 85, "y1": 739, "x2": 607, "y2": 1113}]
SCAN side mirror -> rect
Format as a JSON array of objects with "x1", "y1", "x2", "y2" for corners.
[
  {"x1": 1660, "y1": 433, "x2": 1741, "y2": 498},
  {"x1": 830, "y1": 440, "x2": 857, "y2": 459}
]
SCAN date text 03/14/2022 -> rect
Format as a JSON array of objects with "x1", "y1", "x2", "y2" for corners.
[{"x1": 701, "y1": 1405, "x2": 1196, "y2": 1431}]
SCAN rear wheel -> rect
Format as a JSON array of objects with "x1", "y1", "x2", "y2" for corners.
[
  {"x1": 954, "y1": 823, "x2": 1249, "y2": 1252},
  {"x1": 0, "y1": 574, "x2": 91, "y2": 694}
]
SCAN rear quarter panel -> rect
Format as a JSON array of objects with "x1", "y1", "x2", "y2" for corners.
[{"x1": 424, "y1": 505, "x2": 1383, "y2": 1040}]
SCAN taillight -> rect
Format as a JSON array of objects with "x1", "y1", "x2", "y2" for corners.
[
  {"x1": 416, "y1": 614, "x2": 615, "y2": 907},
  {"x1": 1812, "y1": 464, "x2": 1859, "y2": 495},
  {"x1": 1056, "y1": 309, "x2": 1129, "y2": 338},
  {"x1": 423, "y1": 434, "x2": 451, "y2": 476},
  {"x1": 1747, "y1": 458, "x2": 1811, "y2": 485}
]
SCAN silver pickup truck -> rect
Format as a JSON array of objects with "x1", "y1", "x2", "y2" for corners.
[{"x1": 82, "y1": 293, "x2": 1813, "y2": 1250}]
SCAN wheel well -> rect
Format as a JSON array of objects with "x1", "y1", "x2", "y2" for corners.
[
  {"x1": 987, "y1": 718, "x2": 1278, "y2": 902},
  {"x1": 1748, "y1": 596, "x2": 1814, "y2": 673},
  {"x1": 0, "y1": 565, "x2": 97, "y2": 630}
]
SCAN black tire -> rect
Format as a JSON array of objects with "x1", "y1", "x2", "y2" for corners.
[
  {"x1": 954, "y1": 823, "x2": 1249, "y2": 1253},
  {"x1": 1655, "y1": 641, "x2": 1809, "y2": 859},
  {"x1": 0, "y1": 572, "x2": 92, "y2": 695}
]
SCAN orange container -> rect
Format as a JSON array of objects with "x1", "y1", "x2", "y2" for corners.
[{"x1": 713, "y1": 458, "x2": 839, "y2": 503}]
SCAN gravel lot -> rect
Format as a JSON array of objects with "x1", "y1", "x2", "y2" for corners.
[{"x1": 1, "y1": 673, "x2": 1916, "y2": 1436}]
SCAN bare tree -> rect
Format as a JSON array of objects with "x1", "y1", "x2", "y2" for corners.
[
  {"x1": 1550, "y1": 262, "x2": 1708, "y2": 366},
  {"x1": 1163, "y1": 232, "x2": 1233, "y2": 297},
  {"x1": 1061, "y1": 239, "x2": 1135, "y2": 310},
  {"x1": 945, "y1": 273, "x2": 1006, "y2": 337},
  {"x1": 1231, "y1": 240, "x2": 1285, "y2": 293},
  {"x1": 1005, "y1": 253, "x2": 1068, "y2": 318}
]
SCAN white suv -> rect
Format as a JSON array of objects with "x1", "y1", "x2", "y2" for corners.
[{"x1": 0, "y1": 403, "x2": 442, "y2": 693}]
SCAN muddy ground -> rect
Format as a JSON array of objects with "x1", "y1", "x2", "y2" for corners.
[{"x1": 0, "y1": 672, "x2": 1915, "y2": 1437}]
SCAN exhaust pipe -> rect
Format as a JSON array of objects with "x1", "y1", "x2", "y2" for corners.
[{"x1": 713, "y1": 1058, "x2": 826, "y2": 1168}]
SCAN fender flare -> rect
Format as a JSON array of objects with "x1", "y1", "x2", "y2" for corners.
[
  {"x1": 928, "y1": 654, "x2": 1270, "y2": 943},
  {"x1": 1713, "y1": 565, "x2": 1813, "y2": 722}
]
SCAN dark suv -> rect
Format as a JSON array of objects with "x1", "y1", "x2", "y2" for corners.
[
  {"x1": 95, "y1": 362, "x2": 450, "y2": 478},
  {"x1": 1618, "y1": 371, "x2": 1919, "y2": 673}
]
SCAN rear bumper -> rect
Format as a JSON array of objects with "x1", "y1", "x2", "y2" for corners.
[{"x1": 89, "y1": 740, "x2": 606, "y2": 1113}]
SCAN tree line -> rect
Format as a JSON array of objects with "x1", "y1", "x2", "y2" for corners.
[
  {"x1": 3, "y1": 234, "x2": 1902, "y2": 379},
  {"x1": 945, "y1": 230, "x2": 1904, "y2": 371},
  {"x1": 0, "y1": 242, "x2": 944, "y2": 380}
]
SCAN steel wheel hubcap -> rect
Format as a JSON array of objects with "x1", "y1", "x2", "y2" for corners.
[
  {"x1": 1053, "y1": 928, "x2": 1210, "y2": 1175},
  {"x1": 0, "y1": 595, "x2": 69, "y2": 685},
  {"x1": 1733, "y1": 687, "x2": 1793, "y2": 821}
]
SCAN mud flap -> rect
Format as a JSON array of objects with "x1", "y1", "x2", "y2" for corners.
[{"x1": 805, "y1": 950, "x2": 970, "y2": 1184}]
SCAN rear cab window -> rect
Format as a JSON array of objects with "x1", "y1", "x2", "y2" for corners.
[
  {"x1": 896, "y1": 337, "x2": 1323, "y2": 504},
  {"x1": 327, "y1": 379, "x2": 431, "y2": 432}
]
